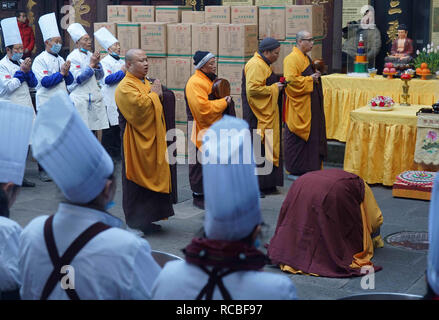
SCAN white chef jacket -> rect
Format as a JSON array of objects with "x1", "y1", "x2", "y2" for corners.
[
  {"x1": 100, "y1": 54, "x2": 125, "y2": 126},
  {"x1": 66, "y1": 49, "x2": 109, "y2": 131},
  {"x1": 19, "y1": 203, "x2": 161, "y2": 300},
  {"x1": 0, "y1": 216, "x2": 22, "y2": 293},
  {"x1": 0, "y1": 55, "x2": 34, "y2": 109},
  {"x1": 32, "y1": 50, "x2": 71, "y2": 110},
  {"x1": 152, "y1": 260, "x2": 298, "y2": 300}
]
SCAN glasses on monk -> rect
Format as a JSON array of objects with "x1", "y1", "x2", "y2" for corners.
[{"x1": 302, "y1": 38, "x2": 315, "y2": 42}]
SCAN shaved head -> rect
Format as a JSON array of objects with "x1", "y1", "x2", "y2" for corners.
[
  {"x1": 125, "y1": 48, "x2": 149, "y2": 79},
  {"x1": 125, "y1": 49, "x2": 144, "y2": 63}
]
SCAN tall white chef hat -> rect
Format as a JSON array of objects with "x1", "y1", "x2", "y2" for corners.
[
  {"x1": 94, "y1": 27, "x2": 118, "y2": 51},
  {"x1": 31, "y1": 92, "x2": 114, "y2": 204},
  {"x1": 67, "y1": 23, "x2": 88, "y2": 43},
  {"x1": 38, "y1": 13, "x2": 61, "y2": 42},
  {"x1": 1, "y1": 17, "x2": 23, "y2": 47},
  {"x1": 0, "y1": 102, "x2": 34, "y2": 186},
  {"x1": 202, "y1": 115, "x2": 262, "y2": 241}
]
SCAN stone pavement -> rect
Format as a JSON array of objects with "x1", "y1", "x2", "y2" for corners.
[{"x1": 10, "y1": 158, "x2": 431, "y2": 300}]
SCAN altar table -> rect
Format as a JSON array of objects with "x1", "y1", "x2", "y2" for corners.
[
  {"x1": 322, "y1": 74, "x2": 439, "y2": 142},
  {"x1": 343, "y1": 105, "x2": 426, "y2": 186}
]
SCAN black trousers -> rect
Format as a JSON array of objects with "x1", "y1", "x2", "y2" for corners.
[{"x1": 102, "y1": 125, "x2": 121, "y2": 159}]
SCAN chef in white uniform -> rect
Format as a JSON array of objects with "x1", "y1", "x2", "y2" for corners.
[
  {"x1": 94, "y1": 27, "x2": 125, "y2": 159},
  {"x1": 0, "y1": 17, "x2": 37, "y2": 109},
  {"x1": 0, "y1": 17, "x2": 37, "y2": 188},
  {"x1": 152, "y1": 116, "x2": 298, "y2": 300},
  {"x1": 33, "y1": 13, "x2": 74, "y2": 110},
  {"x1": 66, "y1": 23, "x2": 109, "y2": 138},
  {"x1": 0, "y1": 101, "x2": 34, "y2": 300},
  {"x1": 19, "y1": 92, "x2": 161, "y2": 300},
  {"x1": 32, "y1": 12, "x2": 74, "y2": 183}
]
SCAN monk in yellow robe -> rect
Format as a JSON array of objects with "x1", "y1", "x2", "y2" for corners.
[
  {"x1": 115, "y1": 49, "x2": 174, "y2": 233},
  {"x1": 242, "y1": 38, "x2": 285, "y2": 197},
  {"x1": 283, "y1": 31, "x2": 327, "y2": 179},
  {"x1": 185, "y1": 51, "x2": 232, "y2": 209}
]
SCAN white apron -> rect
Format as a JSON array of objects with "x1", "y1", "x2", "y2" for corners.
[
  {"x1": 100, "y1": 55, "x2": 125, "y2": 126},
  {"x1": 69, "y1": 76, "x2": 109, "y2": 131},
  {"x1": 67, "y1": 49, "x2": 109, "y2": 131}
]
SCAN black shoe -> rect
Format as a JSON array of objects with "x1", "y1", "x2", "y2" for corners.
[
  {"x1": 39, "y1": 171, "x2": 52, "y2": 182},
  {"x1": 22, "y1": 178, "x2": 35, "y2": 188},
  {"x1": 261, "y1": 187, "x2": 280, "y2": 195},
  {"x1": 193, "y1": 197, "x2": 205, "y2": 210},
  {"x1": 260, "y1": 191, "x2": 266, "y2": 198},
  {"x1": 142, "y1": 223, "x2": 162, "y2": 234}
]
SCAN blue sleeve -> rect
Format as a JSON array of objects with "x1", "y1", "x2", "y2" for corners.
[
  {"x1": 41, "y1": 72, "x2": 64, "y2": 88},
  {"x1": 64, "y1": 71, "x2": 74, "y2": 86},
  {"x1": 105, "y1": 70, "x2": 125, "y2": 85},
  {"x1": 13, "y1": 71, "x2": 26, "y2": 83},
  {"x1": 94, "y1": 63, "x2": 104, "y2": 80},
  {"x1": 24, "y1": 70, "x2": 38, "y2": 88},
  {"x1": 76, "y1": 66, "x2": 94, "y2": 85}
]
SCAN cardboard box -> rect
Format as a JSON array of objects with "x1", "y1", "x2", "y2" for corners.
[
  {"x1": 172, "y1": 89, "x2": 188, "y2": 123},
  {"x1": 182, "y1": 11, "x2": 205, "y2": 23},
  {"x1": 258, "y1": 6, "x2": 286, "y2": 40},
  {"x1": 218, "y1": 24, "x2": 258, "y2": 60},
  {"x1": 155, "y1": 6, "x2": 192, "y2": 23},
  {"x1": 117, "y1": 24, "x2": 140, "y2": 57},
  {"x1": 285, "y1": 5, "x2": 324, "y2": 42},
  {"x1": 205, "y1": 6, "x2": 231, "y2": 24},
  {"x1": 131, "y1": 6, "x2": 155, "y2": 22},
  {"x1": 167, "y1": 57, "x2": 191, "y2": 89},
  {"x1": 94, "y1": 22, "x2": 117, "y2": 54},
  {"x1": 140, "y1": 23, "x2": 167, "y2": 57},
  {"x1": 255, "y1": 0, "x2": 292, "y2": 5},
  {"x1": 231, "y1": 6, "x2": 258, "y2": 25},
  {"x1": 231, "y1": 95, "x2": 243, "y2": 119},
  {"x1": 192, "y1": 24, "x2": 218, "y2": 56},
  {"x1": 310, "y1": 41, "x2": 323, "y2": 60},
  {"x1": 222, "y1": 0, "x2": 255, "y2": 5},
  {"x1": 107, "y1": 5, "x2": 131, "y2": 23},
  {"x1": 217, "y1": 59, "x2": 246, "y2": 95},
  {"x1": 146, "y1": 57, "x2": 167, "y2": 86},
  {"x1": 271, "y1": 41, "x2": 294, "y2": 75},
  {"x1": 167, "y1": 24, "x2": 192, "y2": 57}
]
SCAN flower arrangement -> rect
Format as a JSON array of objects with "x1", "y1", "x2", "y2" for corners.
[
  {"x1": 414, "y1": 43, "x2": 439, "y2": 74},
  {"x1": 369, "y1": 96, "x2": 395, "y2": 110}
]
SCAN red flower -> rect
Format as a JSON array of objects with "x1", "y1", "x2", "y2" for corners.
[
  {"x1": 372, "y1": 102, "x2": 377, "y2": 106},
  {"x1": 379, "y1": 102, "x2": 385, "y2": 107}
]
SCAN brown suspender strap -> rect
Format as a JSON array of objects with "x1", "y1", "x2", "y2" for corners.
[{"x1": 40, "y1": 215, "x2": 111, "y2": 300}]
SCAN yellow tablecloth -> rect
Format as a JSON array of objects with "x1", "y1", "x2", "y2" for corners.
[
  {"x1": 344, "y1": 105, "x2": 425, "y2": 186},
  {"x1": 322, "y1": 74, "x2": 439, "y2": 142}
]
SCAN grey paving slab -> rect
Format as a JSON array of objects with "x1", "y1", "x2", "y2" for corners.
[{"x1": 8, "y1": 159, "x2": 432, "y2": 300}]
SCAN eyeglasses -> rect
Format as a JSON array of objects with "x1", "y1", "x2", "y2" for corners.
[{"x1": 301, "y1": 38, "x2": 315, "y2": 42}]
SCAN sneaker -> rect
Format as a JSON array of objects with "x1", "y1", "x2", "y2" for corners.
[
  {"x1": 39, "y1": 171, "x2": 52, "y2": 182},
  {"x1": 22, "y1": 178, "x2": 35, "y2": 188}
]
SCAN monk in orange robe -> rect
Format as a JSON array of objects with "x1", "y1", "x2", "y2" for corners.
[
  {"x1": 283, "y1": 31, "x2": 327, "y2": 179},
  {"x1": 185, "y1": 51, "x2": 232, "y2": 209},
  {"x1": 115, "y1": 49, "x2": 174, "y2": 233}
]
